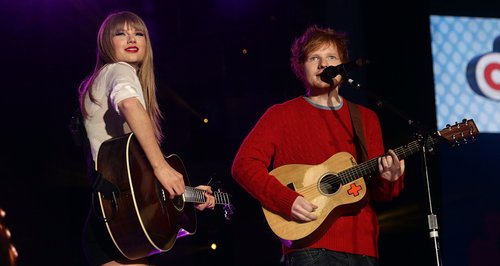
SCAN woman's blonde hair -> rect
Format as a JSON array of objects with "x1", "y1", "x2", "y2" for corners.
[{"x1": 78, "y1": 11, "x2": 163, "y2": 143}]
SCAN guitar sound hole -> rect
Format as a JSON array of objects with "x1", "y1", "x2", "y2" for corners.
[
  {"x1": 318, "y1": 173, "x2": 341, "y2": 195},
  {"x1": 155, "y1": 181, "x2": 185, "y2": 211}
]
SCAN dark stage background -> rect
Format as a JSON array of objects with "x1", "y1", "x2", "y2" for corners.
[{"x1": 1, "y1": 0, "x2": 498, "y2": 265}]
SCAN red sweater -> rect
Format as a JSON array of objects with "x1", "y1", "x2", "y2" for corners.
[{"x1": 231, "y1": 97, "x2": 404, "y2": 257}]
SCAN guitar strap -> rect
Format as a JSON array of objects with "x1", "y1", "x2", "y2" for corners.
[
  {"x1": 347, "y1": 101, "x2": 369, "y2": 162},
  {"x1": 69, "y1": 108, "x2": 120, "y2": 201}
]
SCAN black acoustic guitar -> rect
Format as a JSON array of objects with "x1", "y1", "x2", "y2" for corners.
[{"x1": 95, "y1": 133, "x2": 234, "y2": 260}]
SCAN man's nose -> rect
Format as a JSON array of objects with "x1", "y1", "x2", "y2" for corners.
[{"x1": 318, "y1": 59, "x2": 328, "y2": 69}]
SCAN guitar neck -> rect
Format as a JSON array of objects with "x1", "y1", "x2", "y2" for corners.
[
  {"x1": 183, "y1": 187, "x2": 231, "y2": 205},
  {"x1": 341, "y1": 134, "x2": 440, "y2": 183}
]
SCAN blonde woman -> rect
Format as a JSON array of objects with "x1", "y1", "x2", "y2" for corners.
[{"x1": 78, "y1": 11, "x2": 214, "y2": 266}]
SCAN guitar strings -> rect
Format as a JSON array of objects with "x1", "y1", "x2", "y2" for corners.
[
  {"x1": 184, "y1": 187, "x2": 231, "y2": 205},
  {"x1": 295, "y1": 121, "x2": 475, "y2": 197},
  {"x1": 295, "y1": 139, "x2": 424, "y2": 197}
]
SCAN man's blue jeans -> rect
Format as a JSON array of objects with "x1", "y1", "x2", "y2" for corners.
[{"x1": 285, "y1": 248, "x2": 379, "y2": 266}]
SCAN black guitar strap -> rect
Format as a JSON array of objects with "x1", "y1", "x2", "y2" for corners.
[
  {"x1": 68, "y1": 109, "x2": 120, "y2": 216},
  {"x1": 347, "y1": 101, "x2": 369, "y2": 162},
  {"x1": 69, "y1": 108, "x2": 88, "y2": 149},
  {"x1": 69, "y1": 108, "x2": 120, "y2": 221}
]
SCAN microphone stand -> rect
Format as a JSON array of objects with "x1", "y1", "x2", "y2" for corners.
[{"x1": 344, "y1": 77, "x2": 443, "y2": 266}]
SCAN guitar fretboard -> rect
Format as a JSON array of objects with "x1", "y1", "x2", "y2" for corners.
[
  {"x1": 338, "y1": 134, "x2": 440, "y2": 184},
  {"x1": 184, "y1": 187, "x2": 232, "y2": 205}
]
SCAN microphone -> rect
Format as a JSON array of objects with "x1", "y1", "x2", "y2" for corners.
[{"x1": 320, "y1": 58, "x2": 369, "y2": 85}]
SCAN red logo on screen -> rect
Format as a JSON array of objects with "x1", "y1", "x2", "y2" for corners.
[{"x1": 466, "y1": 36, "x2": 500, "y2": 101}]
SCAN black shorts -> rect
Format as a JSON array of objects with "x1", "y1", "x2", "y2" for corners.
[
  {"x1": 81, "y1": 207, "x2": 152, "y2": 265},
  {"x1": 81, "y1": 208, "x2": 126, "y2": 265}
]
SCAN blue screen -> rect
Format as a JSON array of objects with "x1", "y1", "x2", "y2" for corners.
[{"x1": 430, "y1": 15, "x2": 500, "y2": 133}]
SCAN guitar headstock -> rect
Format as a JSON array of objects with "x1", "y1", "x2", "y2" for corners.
[
  {"x1": 217, "y1": 188, "x2": 235, "y2": 221},
  {"x1": 438, "y1": 119, "x2": 479, "y2": 146}
]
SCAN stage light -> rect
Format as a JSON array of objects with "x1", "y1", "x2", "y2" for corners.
[
  {"x1": 203, "y1": 118, "x2": 209, "y2": 124},
  {"x1": 210, "y1": 243, "x2": 217, "y2": 250},
  {"x1": 0, "y1": 208, "x2": 18, "y2": 266},
  {"x1": 242, "y1": 48, "x2": 248, "y2": 55}
]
